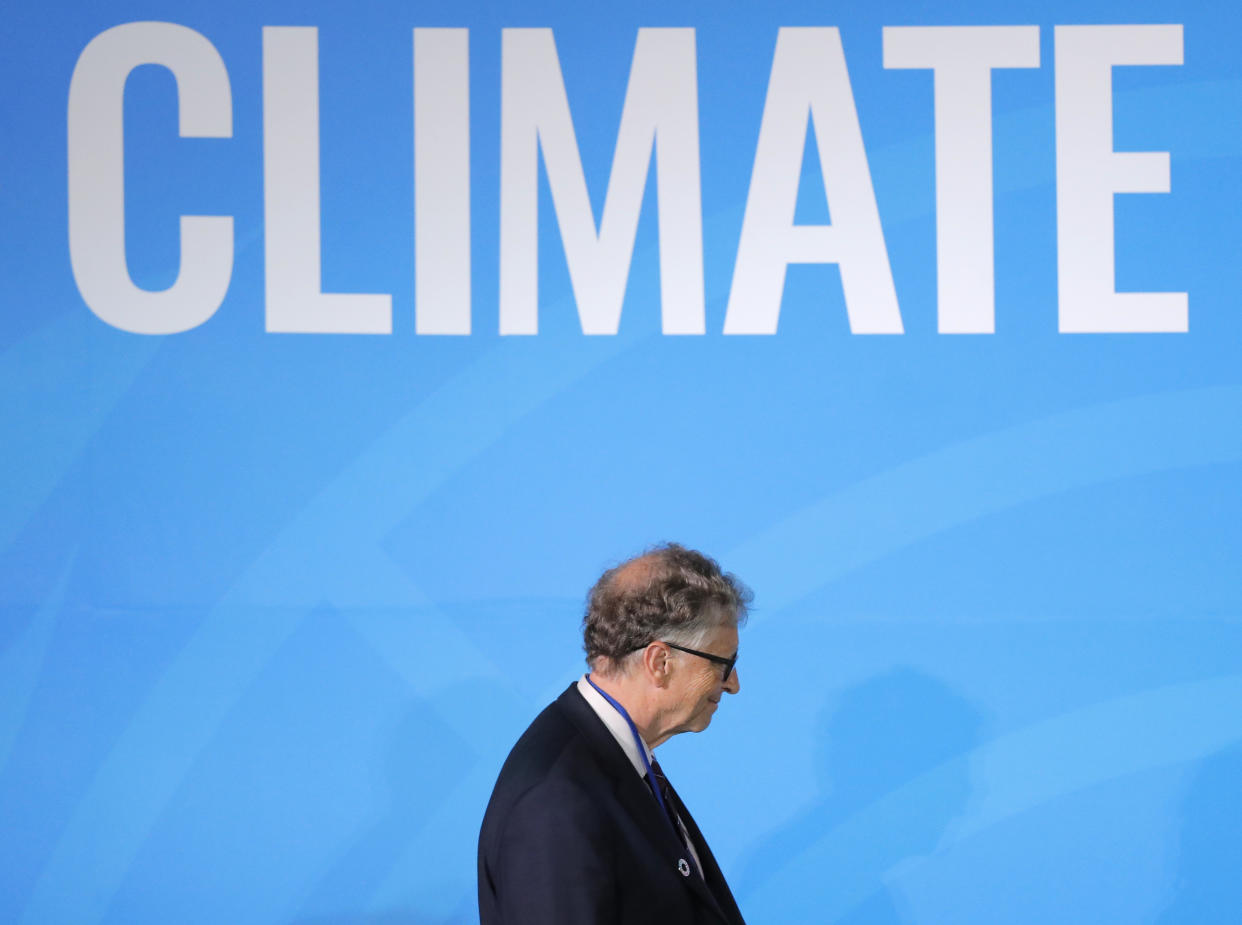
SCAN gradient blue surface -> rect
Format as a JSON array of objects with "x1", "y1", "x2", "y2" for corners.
[{"x1": 2, "y1": 1, "x2": 1241, "y2": 923}]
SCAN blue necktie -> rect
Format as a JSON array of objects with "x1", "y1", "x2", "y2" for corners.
[{"x1": 649, "y1": 757, "x2": 699, "y2": 876}]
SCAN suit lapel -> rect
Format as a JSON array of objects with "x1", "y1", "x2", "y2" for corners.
[
  {"x1": 663, "y1": 779, "x2": 747, "y2": 925},
  {"x1": 613, "y1": 773, "x2": 731, "y2": 921},
  {"x1": 557, "y1": 685, "x2": 735, "y2": 924}
]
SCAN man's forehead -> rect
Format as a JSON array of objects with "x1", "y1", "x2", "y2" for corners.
[{"x1": 704, "y1": 622, "x2": 739, "y2": 652}]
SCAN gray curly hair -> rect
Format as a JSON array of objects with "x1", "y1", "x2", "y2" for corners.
[{"x1": 582, "y1": 543, "x2": 751, "y2": 675}]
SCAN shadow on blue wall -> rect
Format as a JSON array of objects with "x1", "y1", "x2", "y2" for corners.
[
  {"x1": 1156, "y1": 739, "x2": 1242, "y2": 924},
  {"x1": 736, "y1": 667, "x2": 984, "y2": 923}
]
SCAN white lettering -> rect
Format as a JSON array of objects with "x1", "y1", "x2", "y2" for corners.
[
  {"x1": 1055, "y1": 25, "x2": 1186, "y2": 333},
  {"x1": 68, "y1": 22, "x2": 233, "y2": 335},
  {"x1": 414, "y1": 28, "x2": 472, "y2": 335},
  {"x1": 884, "y1": 26, "x2": 1040, "y2": 334},
  {"x1": 499, "y1": 28, "x2": 704, "y2": 335},
  {"x1": 725, "y1": 27, "x2": 901, "y2": 335},
  {"x1": 262, "y1": 27, "x2": 392, "y2": 334}
]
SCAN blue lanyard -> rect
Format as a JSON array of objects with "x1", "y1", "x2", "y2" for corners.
[{"x1": 585, "y1": 675, "x2": 674, "y2": 825}]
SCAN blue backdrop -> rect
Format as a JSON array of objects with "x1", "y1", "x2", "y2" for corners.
[{"x1": 3, "y1": 1, "x2": 1241, "y2": 923}]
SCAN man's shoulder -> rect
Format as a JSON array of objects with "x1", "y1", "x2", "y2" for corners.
[
  {"x1": 481, "y1": 685, "x2": 622, "y2": 828},
  {"x1": 490, "y1": 686, "x2": 608, "y2": 790}
]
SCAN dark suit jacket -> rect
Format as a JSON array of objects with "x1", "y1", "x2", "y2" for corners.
[{"x1": 478, "y1": 683, "x2": 747, "y2": 925}]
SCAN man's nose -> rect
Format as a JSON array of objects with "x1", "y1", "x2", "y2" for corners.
[{"x1": 724, "y1": 668, "x2": 740, "y2": 695}]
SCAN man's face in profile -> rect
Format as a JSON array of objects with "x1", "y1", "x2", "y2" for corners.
[{"x1": 663, "y1": 622, "x2": 740, "y2": 736}]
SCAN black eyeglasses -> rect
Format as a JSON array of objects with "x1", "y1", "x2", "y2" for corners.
[{"x1": 661, "y1": 642, "x2": 738, "y2": 683}]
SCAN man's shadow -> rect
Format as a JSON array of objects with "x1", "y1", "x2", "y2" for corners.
[
  {"x1": 1155, "y1": 740, "x2": 1242, "y2": 924},
  {"x1": 736, "y1": 667, "x2": 984, "y2": 924}
]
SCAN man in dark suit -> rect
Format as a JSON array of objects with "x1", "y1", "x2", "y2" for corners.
[{"x1": 478, "y1": 544, "x2": 751, "y2": 925}]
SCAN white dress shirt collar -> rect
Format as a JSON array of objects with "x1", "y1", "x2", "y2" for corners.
[
  {"x1": 576, "y1": 675, "x2": 705, "y2": 878},
  {"x1": 577, "y1": 674, "x2": 653, "y2": 778}
]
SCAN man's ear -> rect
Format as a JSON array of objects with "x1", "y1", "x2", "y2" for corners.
[{"x1": 642, "y1": 642, "x2": 673, "y2": 687}]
